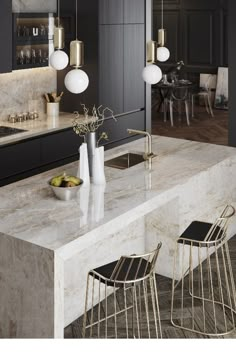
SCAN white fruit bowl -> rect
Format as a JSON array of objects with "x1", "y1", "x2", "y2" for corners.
[{"x1": 49, "y1": 179, "x2": 83, "y2": 201}]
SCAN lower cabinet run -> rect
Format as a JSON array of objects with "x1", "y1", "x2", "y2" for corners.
[{"x1": 0, "y1": 110, "x2": 146, "y2": 186}]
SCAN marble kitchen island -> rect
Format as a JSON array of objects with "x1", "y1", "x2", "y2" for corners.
[{"x1": 1, "y1": 136, "x2": 236, "y2": 338}]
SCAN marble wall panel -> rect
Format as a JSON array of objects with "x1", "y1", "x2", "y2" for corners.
[{"x1": 0, "y1": 67, "x2": 57, "y2": 118}]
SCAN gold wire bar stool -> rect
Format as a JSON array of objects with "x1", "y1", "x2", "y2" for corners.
[
  {"x1": 171, "y1": 205, "x2": 236, "y2": 336},
  {"x1": 82, "y1": 243, "x2": 162, "y2": 339}
]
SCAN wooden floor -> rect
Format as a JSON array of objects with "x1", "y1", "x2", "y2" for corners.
[
  {"x1": 152, "y1": 99, "x2": 229, "y2": 146},
  {"x1": 65, "y1": 236, "x2": 236, "y2": 339}
]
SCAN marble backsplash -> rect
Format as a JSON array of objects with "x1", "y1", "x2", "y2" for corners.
[{"x1": 0, "y1": 67, "x2": 57, "y2": 119}]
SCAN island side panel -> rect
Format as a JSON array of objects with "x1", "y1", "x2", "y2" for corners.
[{"x1": 0, "y1": 233, "x2": 55, "y2": 338}]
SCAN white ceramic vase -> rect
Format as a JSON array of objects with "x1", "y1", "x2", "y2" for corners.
[
  {"x1": 78, "y1": 143, "x2": 90, "y2": 186},
  {"x1": 92, "y1": 146, "x2": 106, "y2": 185}
]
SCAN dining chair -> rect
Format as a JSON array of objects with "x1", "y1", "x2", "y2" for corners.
[{"x1": 192, "y1": 74, "x2": 215, "y2": 118}]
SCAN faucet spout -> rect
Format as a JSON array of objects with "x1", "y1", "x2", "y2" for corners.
[{"x1": 127, "y1": 129, "x2": 153, "y2": 158}]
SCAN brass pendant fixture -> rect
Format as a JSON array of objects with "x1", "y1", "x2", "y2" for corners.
[
  {"x1": 64, "y1": 0, "x2": 89, "y2": 94},
  {"x1": 156, "y1": 0, "x2": 170, "y2": 62},
  {"x1": 70, "y1": 40, "x2": 84, "y2": 68},
  {"x1": 50, "y1": 0, "x2": 69, "y2": 70},
  {"x1": 54, "y1": 26, "x2": 65, "y2": 50}
]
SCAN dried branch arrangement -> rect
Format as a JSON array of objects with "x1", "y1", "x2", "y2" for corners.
[{"x1": 72, "y1": 104, "x2": 117, "y2": 139}]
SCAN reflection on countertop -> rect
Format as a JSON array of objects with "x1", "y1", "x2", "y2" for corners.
[{"x1": 0, "y1": 112, "x2": 90, "y2": 146}]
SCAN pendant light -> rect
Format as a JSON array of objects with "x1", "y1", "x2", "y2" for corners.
[
  {"x1": 64, "y1": 0, "x2": 89, "y2": 94},
  {"x1": 156, "y1": 0, "x2": 170, "y2": 62},
  {"x1": 50, "y1": 0, "x2": 69, "y2": 70}
]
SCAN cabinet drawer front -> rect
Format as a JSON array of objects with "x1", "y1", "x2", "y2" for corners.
[
  {"x1": 41, "y1": 130, "x2": 81, "y2": 165},
  {"x1": 0, "y1": 140, "x2": 40, "y2": 179},
  {"x1": 101, "y1": 111, "x2": 145, "y2": 144}
]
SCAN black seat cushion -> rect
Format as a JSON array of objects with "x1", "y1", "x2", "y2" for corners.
[
  {"x1": 90, "y1": 257, "x2": 151, "y2": 287},
  {"x1": 178, "y1": 221, "x2": 223, "y2": 246}
]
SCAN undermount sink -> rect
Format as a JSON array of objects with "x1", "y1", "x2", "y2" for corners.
[{"x1": 105, "y1": 152, "x2": 146, "y2": 170}]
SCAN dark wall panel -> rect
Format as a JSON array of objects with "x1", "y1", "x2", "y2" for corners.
[
  {"x1": 0, "y1": 0, "x2": 12, "y2": 73},
  {"x1": 99, "y1": 25, "x2": 124, "y2": 114},
  {"x1": 124, "y1": 0, "x2": 145, "y2": 24},
  {"x1": 99, "y1": 0, "x2": 124, "y2": 24},
  {"x1": 184, "y1": 11, "x2": 215, "y2": 67},
  {"x1": 124, "y1": 24, "x2": 145, "y2": 112}
]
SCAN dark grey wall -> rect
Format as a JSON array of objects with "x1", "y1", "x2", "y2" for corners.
[{"x1": 153, "y1": 0, "x2": 228, "y2": 74}]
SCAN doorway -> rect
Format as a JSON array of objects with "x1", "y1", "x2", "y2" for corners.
[{"x1": 151, "y1": 0, "x2": 229, "y2": 146}]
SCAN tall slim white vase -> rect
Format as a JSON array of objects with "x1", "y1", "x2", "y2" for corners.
[
  {"x1": 92, "y1": 146, "x2": 106, "y2": 185},
  {"x1": 78, "y1": 143, "x2": 90, "y2": 186}
]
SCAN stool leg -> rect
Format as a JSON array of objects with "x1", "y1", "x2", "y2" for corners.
[
  {"x1": 90, "y1": 275, "x2": 95, "y2": 338},
  {"x1": 113, "y1": 284, "x2": 118, "y2": 338},
  {"x1": 138, "y1": 283, "x2": 143, "y2": 338},
  {"x1": 82, "y1": 273, "x2": 90, "y2": 338},
  {"x1": 150, "y1": 276, "x2": 158, "y2": 338},
  {"x1": 215, "y1": 244, "x2": 228, "y2": 332},
  {"x1": 143, "y1": 279, "x2": 151, "y2": 338},
  {"x1": 123, "y1": 284, "x2": 129, "y2": 338},
  {"x1": 192, "y1": 95, "x2": 195, "y2": 118},
  {"x1": 198, "y1": 245, "x2": 206, "y2": 333},
  {"x1": 207, "y1": 246, "x2": 218, "y2": 334},
  {"x1": 207, "y1": 94, "x2": 214, "y2": 117},
  {"x1": 170, "y1": 100, "x2": 174, "y2": 127},
  {"x1": 133, "y1": 284, "x2": 141, "y2": 338},
  {"x1": 105, "y1": 281, "x2": 108, "y2": 339},
  {"x1": 153, "y1": 275, "x2": 162, "y2": 338},
  {"x1": 185, "y1": 100, "x2": 190, "y2": 126}
]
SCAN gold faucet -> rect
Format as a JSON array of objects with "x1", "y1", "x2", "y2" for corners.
[{"x1": 127, "y1": 129, "x2": 154, "y2": 160}]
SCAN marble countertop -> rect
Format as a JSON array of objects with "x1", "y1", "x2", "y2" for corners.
[
  {"x1": 1, "y1": 136, "x2": 236, "y2": 254},
  {"x1": 0, "y1": 112, "x2": 84, "y2": 146}
]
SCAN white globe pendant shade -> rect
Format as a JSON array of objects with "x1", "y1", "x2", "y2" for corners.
[
  {"x1": 157, "y1": 46, "x2": 170, "y2": 62},
  {"x1": 142, "y1": 64, "x2": 162, "y2": 85},
  {"x1": 50, "y1": 50, "x2": 69, "y2": 70},
  {"x1": 64, "y1": 69, "x2": 89, "y2": 94}
]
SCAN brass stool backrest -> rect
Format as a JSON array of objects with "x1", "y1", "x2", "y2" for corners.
[
  {"x1": 204, "y1": 205, "x2": 235, "y2": 244},
  {"x1": 109, "y1": 242, "x2": 162, "y2": 284}
]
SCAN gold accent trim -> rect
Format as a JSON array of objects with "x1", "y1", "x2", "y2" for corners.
[
  {"x1": 147, "y1": 40, "x2": 157, "y2": 63},
  {"x1": 70, "y1": 40, "x2": 84, "y2": 68},
  {"x1": 54, "y1": 26, "x2": 65, "y2": 50},
  {"x1": 158, "y1": 29, "x2": 166, "y2": 47}
]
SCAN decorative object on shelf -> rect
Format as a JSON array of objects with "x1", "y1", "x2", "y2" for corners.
[
  {"x1": 64, "y1": 0, "x2": 89, "y2": 94},
  {"x1": 50, "y1": 0, "x2": 69, "y2": 70},
  {"x1": 73, "y1": 104, "x2": 116, "y2": 179},
  {"x1": 156, "y1": 0, "x2": 170, "y2": 62},
  {"x1": 13, "y1": 13, "x2": 53, "y2": 70},
  {"x1": 44, "y1": 91, "x2": 64, "y2": 116}
]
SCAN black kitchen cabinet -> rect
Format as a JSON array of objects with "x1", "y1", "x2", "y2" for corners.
[
  {"x1": 0, "y1": 0, "x2": 12, "y2": 73},
  {"x1": 40, "y1": 130, "x2": 82, "y2": 165},
  {"x1": 101, "y1": 110, "x2": 145, "y2": 145},
  {"x1": 0, "y1": 139, "x2": 40, "y2": 180},
  {"x1": 99, "y1": 25, "x2": 124, "y2": 114},
  {"x1": 124, "y1": 25, "x2": 145, "y2": 112},
  {"x1": 99, "y1": 0, "x2": 124, "y2": 24}
]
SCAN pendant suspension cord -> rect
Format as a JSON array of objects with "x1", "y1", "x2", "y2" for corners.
[
  {"x1": 58, "y1": 0, "x2": 60, "y2": 27},
  {"x1": 76, "y1": 0, "x2": 78, "y2": 40},
  {"x1": 161, "y1": 0, "x2": 164, "y2": 29}
]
